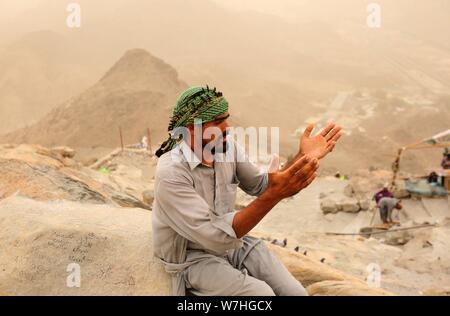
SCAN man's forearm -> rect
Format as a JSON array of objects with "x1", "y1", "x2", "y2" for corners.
[{"x1": 232, "y1": 189, "x2": 282, "y2": 239}]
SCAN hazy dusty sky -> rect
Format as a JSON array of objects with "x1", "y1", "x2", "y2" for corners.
[
  {"x1": 0, "y1": 1, "x2": 41, "y2": 18},
  {"x1": 0, "y1": 0, "x2": 448, "y2": 174}
]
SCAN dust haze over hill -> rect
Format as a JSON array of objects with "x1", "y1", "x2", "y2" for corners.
[
  {"x1": 0, "y1": 0, "x2": 449, "y2": 174},
  {"x1": 1, "y1": 1, "x2": 450, "y2": 297},
  {"x1": 2, "y1": 49, "x2": 187, "y2": 148}
]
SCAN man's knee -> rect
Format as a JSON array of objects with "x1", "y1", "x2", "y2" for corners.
[{"x1": 245, "y1": 278, "x2": 275, "y2": 296}]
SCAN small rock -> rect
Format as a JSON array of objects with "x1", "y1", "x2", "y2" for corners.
[
  {"x1": 343, "y1": 185, "x2": 354, "y2": 198},
  {"x1": 383, "y1": 230, "x2": 413, "y2": 246},
  {"x1": 423, "y1": 287, "x2": 450, "y2": 296},
  {"x1": 271, "y1": 238, "x2": 287, "y2": 247},
  {"x1": 320, "y1": 199, "x2": 339, "y2": 214},
  {"x1": 358, "y1": 199, "x2": 371, "y2": 211},
  {"x1": 338, "y1": 197, "x2": 360, "y2": 213},
  {"x1": 82, "y1": 157, "x2": 98, "y2": 167},
  {"x1": 51, "y1": 146, "x2": 76, "y2": 158},
  {"x1": 142, "y1": 190, "x2": 154, "y2": 206},
  {"x1": 62, "y1": 157, "x2": 77, "y2": 168}
]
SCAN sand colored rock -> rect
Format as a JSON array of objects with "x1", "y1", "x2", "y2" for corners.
[
  {"x1": 0, "y1": 144, "x2": 64, "y2": 168},
  {"x1": 320, "y1": 196, "x2": 362, "y2": 214},
  {"x1": 307, "y1": 280, "x2": 393, "y2": 296},
  {"x1": 422, "y1": 287, "x2": 450, "y2": 296},
  {"x1": 263, "y1": 239, "x2": 393, "y2": 295},
  {"x1": 358, "y1": 198, "x2": 371, "y2": 211},
  {"x1": 0, "y1": 196, "x2": 170, "y2": 296},
  {"x1": 1, "y1": 144, "x2": 447, "y2": 296},
  {"x1": 338, "y1": 197, "x2": 360, "y2": 213},
  {"x1": 0, "y1": 195, "x2": 395, "y2": 296},
  {"x1": 142, "y1": 190, "x2": 154, "y2": 206},
  {"x1": 0, "y1": 158, "x2": 107, "y2": 204},
  {"x1": 0, "y1": 144, "x2": 151, "y2": 210},
  {"x1": 320, "y1": 198, "x2": 339, "y2": 214},
  {"x1": 51, "y1": 146, "x2": 76, "y2": 158}
]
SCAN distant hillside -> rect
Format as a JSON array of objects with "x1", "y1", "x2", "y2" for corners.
[
  {"x1": 0, "y1": 31, "x2": 101, "y2": 134},
  {"x1": 1, "y1": 49, "x2": 187, "y2": 148}
]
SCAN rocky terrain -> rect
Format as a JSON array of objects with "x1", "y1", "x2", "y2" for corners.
[
  {"x1": 253, "y1": 174, "x2": 450, "y2": 295},
  {"x1": 0, "y1": 143, "x2": 449, "y2": 295},
  {"x1": 2, "y1": 0, "x2": 450, "y2": 175},
  {"x1": 1, "y1": 0, "x2": 449, "y2": 296}
]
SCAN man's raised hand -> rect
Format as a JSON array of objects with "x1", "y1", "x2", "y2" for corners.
[{"x1": 300, "y1": 122, "x2": 342, "y2": 160}]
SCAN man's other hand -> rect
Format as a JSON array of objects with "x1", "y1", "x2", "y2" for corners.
[
  {"x1": 267, "y1": 155, "x2": 319, "y2": 200},
  {"x1": 300, "y1": 122, "x2": 342, "y2": 160}
]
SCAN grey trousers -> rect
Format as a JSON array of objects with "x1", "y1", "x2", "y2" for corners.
[
  {"x1": 379, "y1": 205, "x2": 394, "y2": 222},
  {"x1": 183, "y1": 237, "x2": 308, "y2": 296}
]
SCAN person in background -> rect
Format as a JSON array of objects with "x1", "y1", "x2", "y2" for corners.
[
  {"x1": 428, "y1": 171, "x2": 439, "y2": 185},
  {"x1": 373, "y1": 184, "x2": 394, "y2": 205},
  {"x1": 378, "y1": 197, "x2": 402, "y2": 224},
  {"x1": 441, "y1": 151, "x2": 450, "y2": 170}
]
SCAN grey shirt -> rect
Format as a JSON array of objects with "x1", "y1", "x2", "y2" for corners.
[{"x1": 152, "y1": 138, "x2": 268, "y2": 294}]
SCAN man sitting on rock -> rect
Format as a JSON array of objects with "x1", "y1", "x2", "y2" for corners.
[
  {"x1": 378, "y1": 197, "x2": 402, "y2": 225},
  {"x1": 152, "y1": 86, "x2": 342, "y2": 296}
]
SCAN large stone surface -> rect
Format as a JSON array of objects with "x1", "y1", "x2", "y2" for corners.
[
  {"x1": 422, "y1": 287, "x2": 450, "y2": 296},
  {"x1": 265, "y1": 242, "x2": 393, "y2": 296},
  {"x1": 382, "y1": 230, "x2": 414, "y2": 246},
  {"x1": 307, "y1": 280, "x2": 392, "y2": 296},
  {"x1": 320, "y1": 197, "x2": 362, "y2": 214},
  {"x1": 142, "y1": 190, "x2": 155, "y2": 207},
  {"x1": 320, "y1": 199, "x2": 339, "y2": 214},
  {"x1": 0, "y1": 196, "x2": 170, "y2": 295},
  {"x1": 0, "y1": 196, "x2": 394, "y2": 296},
  {"x1": 338, "y1": 197, "x2": 361, "y2": 213},
  {"x1": 0, "y1": 158, "x2": 108, "y2": 204},
  {"x1": 0, "y1": 144, "x2": 151, "y2": 211}
]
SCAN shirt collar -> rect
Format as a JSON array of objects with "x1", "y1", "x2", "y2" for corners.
[
  {"x1": 179, "y1": 141, "x2": 202, "y2": 170},
  {"x1": 178, "y1": 141, "x2": 227, "y2": 170}
]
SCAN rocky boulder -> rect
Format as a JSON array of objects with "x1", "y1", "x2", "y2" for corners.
[
  {"x1": 320, "y1": 198, "x2": 340, "y2": 214},
  {"x1": 0, "y1": 195, "x2": 394, "y2": 296},
  {"x1": 339, "y1": 197, "x2": 361, "y2": 213},
  {"x1": 0, "y1": 196, "x2": 170, "y2": 295},
  {"x1": 307, "y1": 280, "x2": 392, "y2": 296},
  {"x1": 0, "y1": 144, "x2": 151, "y2": 210},
  {"x1": 320, "y1": 197, "x2": 368, "y2": 214}
]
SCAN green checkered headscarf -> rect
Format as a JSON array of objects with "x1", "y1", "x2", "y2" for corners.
[{"x1": 155, "y1": 86, "x2": 229, "y2": 157}]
